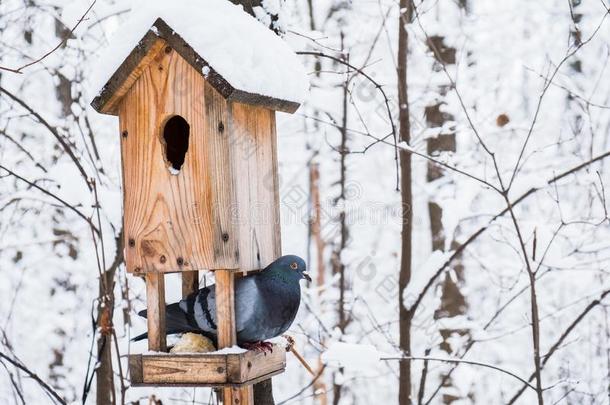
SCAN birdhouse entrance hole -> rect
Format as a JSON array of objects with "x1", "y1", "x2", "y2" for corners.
[{"x1": 163, "y1": 115, "x2": 190, "y2": 174}]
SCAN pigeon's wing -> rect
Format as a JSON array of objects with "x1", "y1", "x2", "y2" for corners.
[
  {"x1": 134, "y1": 303, "x2": 201, "y2": 341},
  {"x1": 177, "y1": 275, "x2": 260, "y2": 337},
  {"x1": 179, "y1": 285, "x2": 218, "y2": 334},
  {"x1": 234, "y1": 276, "x2": 261, "y2": 333}
]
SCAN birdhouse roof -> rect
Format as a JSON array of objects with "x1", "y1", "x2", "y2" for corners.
[{"x1": 90, "y1": 0, "x2": 308, "y2": 114}]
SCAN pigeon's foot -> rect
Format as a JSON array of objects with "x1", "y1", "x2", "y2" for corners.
[{"x1": 241, "y1": 341, "x2": 274, "y2": 355}]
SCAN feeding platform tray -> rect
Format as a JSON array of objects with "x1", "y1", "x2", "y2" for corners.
[{"x1": 129, "y1": 344, "x2": 286, "y2": 387}]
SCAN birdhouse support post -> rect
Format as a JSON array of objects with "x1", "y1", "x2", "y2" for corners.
[
  {"x1": 146, "y1": 273, "x2": 167, "y2": 352},
  {"x1": 216, "y1": 269, "x2": 254, "y2": 404}
]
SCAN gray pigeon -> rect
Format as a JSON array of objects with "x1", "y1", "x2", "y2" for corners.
[{"x1": 134, "y1": 255, "x2": 309, "y2": 346}]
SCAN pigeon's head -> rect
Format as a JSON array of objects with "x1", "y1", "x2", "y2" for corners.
[{"x1": 271, "y1": 255, "x2": 310, "y2": 282}]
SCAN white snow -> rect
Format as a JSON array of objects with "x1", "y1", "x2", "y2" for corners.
[
  {"x1": 403, "y1": 250, "x2": 454, "y2": 311},
  {"x1": 89, "y1": 0, "x2": 308, "y2": 106},
  {"x1": 321, "y1": 342, "x2": 381, "y2": 370},
  {"x1": 398, "y1": 141, "x2": 415, "y2": 152},
  {"x1": 145, "y1": 346, "x2": 247, "y2": 355},
  {"x1": 210, "y1": 346, "x2": 247, "y2": 355}
]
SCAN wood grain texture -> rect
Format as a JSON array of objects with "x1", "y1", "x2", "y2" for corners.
[
  {"x1": 214, "y1": 269, "x2": 246, "y2": 403},
  {"x1": 140, "y1": 355, "x2": 227, "y2": 385},
  {"x1": 118, "y1": 41, "x2": 281, "y2": 274},
  {"x1": 92, "y1": 33, "x2": 166, "y2": 115},
  {"x1": 225, "y1": 386, "x2": 254, "y2": 405},
  {"x1": 215, "y1": 270, "x2": 237, "y2": 349},
  {"x1": 146, "y1": 273, "x2": 166, "y2": 352},
  {"x1": 119, "y1": 41, "x2": 237, "y2": 274},
  {"x1": 227, "y1": 346, "x2": 286, "y2": 383},
  {"x1": 129, "y1": 349, "x2": 285, "y2": 387},
  {"x1": 204, "y1": 84, "x2": 239, "y2": 268},
  {"x1": 229, "y1": 104, "x2": 282, "y2": 272}
]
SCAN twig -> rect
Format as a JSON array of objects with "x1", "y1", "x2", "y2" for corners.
[
  {"x1": 283, "y1": 336, "x2": 316, "y2": 376},
  {"x1": 277, "y1": 365, "x2": 327, "y2": 405},
  {"x1": 501, "y1": 192, "x2": 545, "y2": 404},
  {"x1": 381, "y1": 355, "x2": 538, "y2": 391},
  {"x1": 0, "y1": 164, "x2": 99, "y2": 235},
  {"x1": 506, "y1": 289, "x2": 610, "y2": 403},
  {"x1": 297, "y1": 50, "x2": 401, "y2": 190},
  {"x1": 0, "y1": 351, "x2": 67, "y2": 405},
  {"x1": 507, "y1": 6, "x2": 610, "y2": 190},
  {"x1": 408, "y1": 149, "x2": 610, "y2": 315},
  {"x1": 0, "y1": 86, "x2": 91, "y2": 188},
  {"x1": 0, "y1": 1, "x2": 97, "y2": 74},
  {"x1": 0, "y1": 129, "x2": 48, "y2": 172},
  {"x1": 0, "y1": 358, "x2": 26, "y2": 405}
]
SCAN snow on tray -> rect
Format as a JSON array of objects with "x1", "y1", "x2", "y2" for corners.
[
  {"x1": 211, "y1": 346, "x2": 248, "y2": 355},
  {"x1": 143, "y1": 346, "x2": 247, "y2": 355},
  {"x1": 89, "y1": 0, "x2": 308, "y2": 106}
]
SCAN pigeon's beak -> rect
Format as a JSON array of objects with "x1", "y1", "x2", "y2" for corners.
[{"x1": 302, "y1": 271, "x2": 312, "y2": 282}]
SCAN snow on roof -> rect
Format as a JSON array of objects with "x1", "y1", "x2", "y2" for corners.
[{"x1": 90, "y1": 0, "x2": 308, "y2": 113}]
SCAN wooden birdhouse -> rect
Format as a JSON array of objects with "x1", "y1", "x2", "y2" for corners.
[{"x1": 90, "y1": 0, "x2": 307, "y2": 397}]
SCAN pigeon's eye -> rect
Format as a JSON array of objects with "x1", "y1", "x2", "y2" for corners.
[{"x1": 290, "y1": 262, "x2": 298, "y2": 270}]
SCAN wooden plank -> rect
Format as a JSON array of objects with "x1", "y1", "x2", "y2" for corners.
[
  {"x1": 227, "y1": 345, "x2": 286, "y2": 383},
  {"x1": 92, "y1": 18, "x2": 301, "y2": 115},
  {"x1": 229, "y1": 103, "x2": 282, "y2": 272},
  {"x1": 214, "y1": 269, "x2": 250, "y2": 404},
  {"x1": 128, "y1": 355, "x2": 284, "y2": 386},
  {"x1": 268, "y1": 112, "x2": 283, "y2": 258},
  {"x1": 141, "y1": 355, "x2": 227, "y2": 385},
  {"x1": 182, "y1": 271, "x2": 199, "y2": 298},
  {"x1": 204, "y1": 83, "x2": 239, "y2": 270},
  {"x1": 129, "y1": 351, "x2": 285, "y2": 387},
  {"x1": 119, "y1": 40, "x2": 232, "y2": 274},
  {"x1": 146, "y1": 273, "x2": 166, "y2": 352},
  {"x1": 215, "y1": 270, "x2": 236, "y2": 348}
]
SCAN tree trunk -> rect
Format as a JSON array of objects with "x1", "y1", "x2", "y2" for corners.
[
  {"x1": 397, "y1": 1, "x2": 413, "y2": 404},
  {"x1": 96, "y1": 264, "x2": 116, "y2": 405},
  {"x1": 96, "y1": 231, "x2": 124, "y2": 405},
  {"x1": 253, "y1": 380, "x2": 275, "y2": 405}
]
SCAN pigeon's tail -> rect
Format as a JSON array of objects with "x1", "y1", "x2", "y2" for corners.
[{"x1": 132, "y1": 303, "x2": 198, "y2": 342}]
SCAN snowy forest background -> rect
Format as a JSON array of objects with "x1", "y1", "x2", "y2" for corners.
[{"x1": 1, "y1": 0, "x2": 610, "y2": 404}]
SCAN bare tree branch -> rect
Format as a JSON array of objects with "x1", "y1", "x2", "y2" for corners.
[
  {"x1": 507, "y1": 288, "x2": 610, "y2": 403},
  {"x1": 381, "y1": 355, "x2": 538, "y2": 391},
  {"x1": 409, "y1": 149, "x2": 610, "y2": 316},
  {"x1": 0, "y1": 86, "x2": 91, "y2": 189},
  {"x1": 0, "y1": 351, "x2": 67, "y2": 405},
  {"x1": 0, "y1": 164, "x2": 99, "y2": 235},
  {"x1": 0, "y1": 1, "x2": 97, "y2": 74}
]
